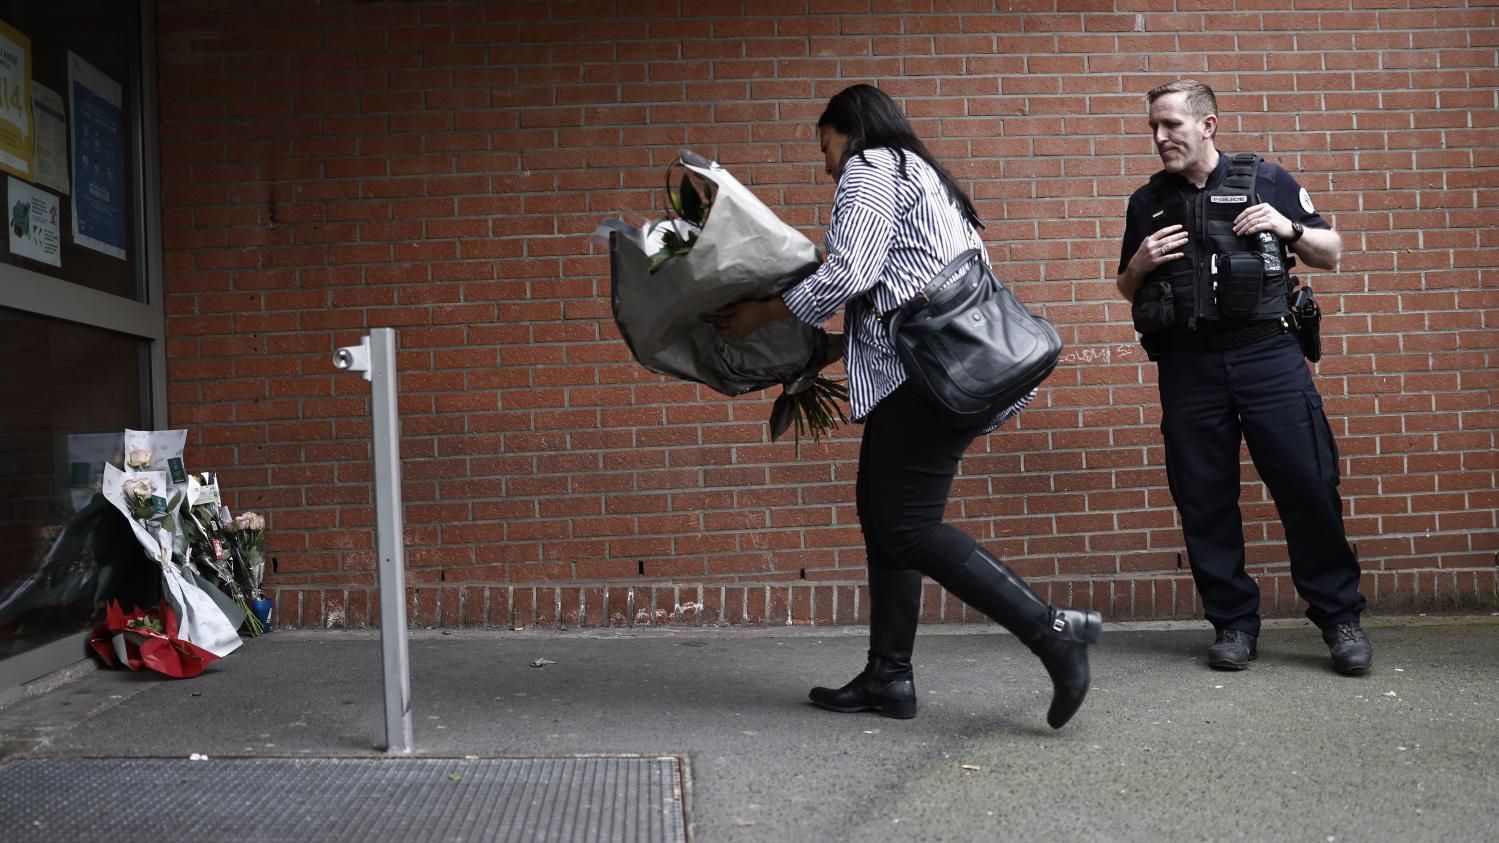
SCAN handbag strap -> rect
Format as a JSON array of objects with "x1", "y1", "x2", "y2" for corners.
[
  {"x1": 866, "y1": 191, "x2": 985, "y2": 327},
  {"x1": 875, "y1": 244, "x2": 985, "y2": 328}
]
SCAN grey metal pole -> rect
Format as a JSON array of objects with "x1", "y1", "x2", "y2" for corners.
[{"x1": 334, "y1": 329, "x2": 413, "y2": 753}]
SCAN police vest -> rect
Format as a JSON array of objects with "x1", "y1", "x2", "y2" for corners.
[{"x1": 1132, "y1": 152, "x2": 1292, "y2": 334}]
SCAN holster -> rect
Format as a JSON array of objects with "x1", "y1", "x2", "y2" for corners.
[
  {"x1": 1140, "y1": 332, "x2": 1163, "y2": 362},
  {"x1": 1288, "y1": 283, "x2": 1322, "y2": 362},
  {"x1": 1132, "y1": 279, "x2": 1174, "y2": 362}
]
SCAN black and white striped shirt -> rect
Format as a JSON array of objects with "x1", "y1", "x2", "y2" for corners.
[{"x1": 782, "y1": 147, "x2": 1032, "y2": 429}]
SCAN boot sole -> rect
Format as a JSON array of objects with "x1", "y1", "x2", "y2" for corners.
[
  {"x1": 1208, "y1": 649, "x2": 1257, "y2": 670},
  {"x1": 809, "y1": 698, "x2": 917, "y2": 719}
]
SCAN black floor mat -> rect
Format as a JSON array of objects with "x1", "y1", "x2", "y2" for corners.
[{"x1": 0, "y1": 755, "x2": 688, "y2": 842}]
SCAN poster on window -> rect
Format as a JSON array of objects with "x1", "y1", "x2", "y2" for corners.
[
  {"x1": 33, "y1": 82, "x2": 66, "y2": 193},
  {"x1": 0, "y1": 19, "x2": 32, "y2": 180},
  {"x1": 9, "y1": 176, "x2": 60, "y2": 266},
  {"x1": 68, "y1": 51, "x2": 124, "y2": 260}
]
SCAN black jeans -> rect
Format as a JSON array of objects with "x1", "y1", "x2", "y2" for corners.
[
  {"x1": 1157, "y1": 332, "x2": 1365, "y2": 635},
  {"x1": 856, "y1": 382, "x2": 985, "y2": 578}
]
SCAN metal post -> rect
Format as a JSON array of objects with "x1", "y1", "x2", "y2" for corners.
[{"x1": 334, "y1": 329, "x2": 413, "y2": 753}]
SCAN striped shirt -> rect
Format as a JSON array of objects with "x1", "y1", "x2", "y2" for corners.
[{"x1": 781, "y1": 147, "x2": 1032, "y2": 429}]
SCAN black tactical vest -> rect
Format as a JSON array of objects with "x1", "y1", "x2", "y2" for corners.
[{"x1": 1132, "y1": 153, "x2": 1292, "y2": 334}]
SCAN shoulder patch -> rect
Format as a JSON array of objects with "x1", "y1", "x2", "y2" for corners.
[{"x1": 1299, "y1": 187, "x2": 1316, "y2": 215}]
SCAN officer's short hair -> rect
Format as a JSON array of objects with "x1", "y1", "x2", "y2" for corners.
[{"x1": 1146, "y1": 80, "x2": 1218, "y2": 121}]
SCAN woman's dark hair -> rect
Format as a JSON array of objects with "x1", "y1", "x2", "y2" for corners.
[{"x1": 818, "y1": 84, "x2": 981, "y2": 229}]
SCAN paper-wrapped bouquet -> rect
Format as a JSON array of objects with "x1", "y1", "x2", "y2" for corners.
[{"x1": 599, "y1": 150, "x2": 848, "y2": 444}]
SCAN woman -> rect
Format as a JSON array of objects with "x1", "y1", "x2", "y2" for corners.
[{"x1": 713, "y1": 84, "x2": 1100, "y2": 729}]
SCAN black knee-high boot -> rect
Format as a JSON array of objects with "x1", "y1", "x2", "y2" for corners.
[
  {"x1": 934, "y1": 546, "x2": 1102, "y2": 729},
  {"x1": 809, "y1": 567, "x2": 924, "y2": 719}
]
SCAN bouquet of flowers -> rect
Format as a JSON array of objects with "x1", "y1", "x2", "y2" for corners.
[
  {"x1": 224, "y1": 511, "x2": 266, "y2": 601},
  {"x1": 599, "y1": 150, "x2": 849, "y2": 446},
  {"x1": 88, "y1": 599, "x2": 220, "y2": 678},
  {"x1": 181, "y1": 473, "x2": 263, "y2": 636},
  {"x1": 101, "y1": 462, "x2": 242, "y2": 660}
]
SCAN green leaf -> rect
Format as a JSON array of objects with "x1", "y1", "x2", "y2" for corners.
[
  {"x1": 764, "y1": 375, "x2": 850, "y2": 450},
  {"x1": 768, "y1": 393, "x2": 797, "y2": 441}
]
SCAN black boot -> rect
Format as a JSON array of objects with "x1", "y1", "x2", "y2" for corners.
[
  {"x1": 934, "y1": 546, "x2": 1102, "y2": 729},
  {"x1": 809, "y1": 567, "x2": 923, "y2": 719}
]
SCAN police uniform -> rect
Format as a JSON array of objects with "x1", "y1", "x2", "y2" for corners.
[{"x1": 1118, "y1": 153, "x2": 1366, "y2": 639}]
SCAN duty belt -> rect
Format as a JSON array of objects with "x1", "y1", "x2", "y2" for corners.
[{"x1": 1150, "y1": 319, "x2": 1287, "y2": 353}]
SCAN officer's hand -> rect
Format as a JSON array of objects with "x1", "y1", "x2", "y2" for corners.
[
  {"x1": 1233, "y1": 203, "x2": 1293, "y2": 240},
  {"x1": 1131, "y1": 224, "x2": 1188, "y2": 274}
]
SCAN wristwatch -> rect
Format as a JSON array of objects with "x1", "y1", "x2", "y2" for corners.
[{"x1": 1286, "y1": 221, "x2": 1304, "y2": 243}]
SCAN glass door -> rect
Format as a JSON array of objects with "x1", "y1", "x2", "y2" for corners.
[{"x1": 0, "y1": 0, "x2": 161, "y2": 698}]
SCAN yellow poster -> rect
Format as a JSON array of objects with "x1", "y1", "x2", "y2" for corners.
[{"x1": 0, "y1": 19, "x2": 31, "y2": 180}]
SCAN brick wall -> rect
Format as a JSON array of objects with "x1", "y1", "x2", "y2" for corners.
[{"x1": 155, "y1": 0, "x2": 1499, "y2": 629}]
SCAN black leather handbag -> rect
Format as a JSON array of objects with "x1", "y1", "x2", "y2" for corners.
[{"x1": 886, "y1": 248, "x2": 1063, "y2": 427}]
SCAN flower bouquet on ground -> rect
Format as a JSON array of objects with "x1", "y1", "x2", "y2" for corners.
[
  {"x1": 223, "y1": 510, "x2": 270, "y2": 629},
  {"x1": 100, "y1": 463, "x2": 242, "y2": 660},
  {"x1": 182, "y1": 473, "x2": 263, "y2": 636},
  {"x1": 88, "y1": 599, "x2": 219, "y2": 678},
  {"x1": 597, "y1": 149, "x2": 849, "y2": 447}
]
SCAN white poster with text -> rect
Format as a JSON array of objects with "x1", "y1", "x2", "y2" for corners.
[
  {"x1": 32, "y1": 83, "x2": 67, "y2": 194},
  {"x1": 9, "y1": 176, "x2": 59, "y2": 266}
]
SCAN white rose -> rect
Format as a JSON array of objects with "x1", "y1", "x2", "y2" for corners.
[
  {"x1": 126, "y1": 448, "x2": 153, "y2": 469},
  {"x1": 121, "y1": 477, "x2": 155, "y2": 502}
]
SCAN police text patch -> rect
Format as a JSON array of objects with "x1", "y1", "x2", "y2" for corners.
[{"x1": 1210, "y1": 195, "x2": 1249, "y2": 203}]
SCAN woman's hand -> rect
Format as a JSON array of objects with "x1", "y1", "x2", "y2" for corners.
[
  {"x1": 822, "y1": 332, "x2": 845, "y2": 369},
  {"x1": 709, "y1": 296, "x2": 793, "y2": 338}
]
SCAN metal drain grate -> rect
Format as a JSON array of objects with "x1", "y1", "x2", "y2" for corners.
[{"x1": 0, "y1": 755, "x2": 688, "y2": 843}]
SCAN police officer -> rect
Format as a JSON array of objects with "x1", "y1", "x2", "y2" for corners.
[{"x1": 1116, "y1": 80, "x2": 1372, "y2": 675}]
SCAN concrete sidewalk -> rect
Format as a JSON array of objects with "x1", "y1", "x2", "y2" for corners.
[{"x1": 2, "y1": 615, "x2": 1496, "y2": 842}]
